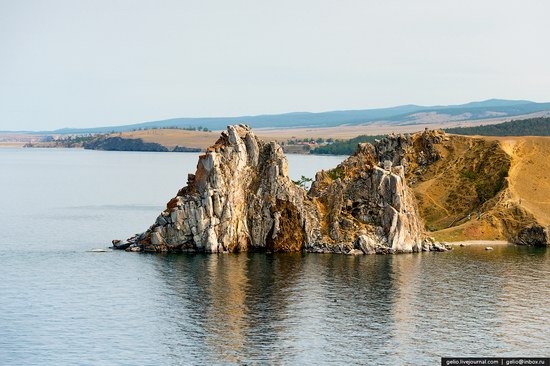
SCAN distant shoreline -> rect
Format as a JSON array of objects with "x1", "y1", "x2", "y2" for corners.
[
  {"x1": 445, "y1": 240, "x2": 511, "y2": 246},
  {"x1": 19, "y1": 145, "x2": 206, "y2": 153},
  {"x1": 0, "y1": 142, "x2": 26, "y2": 148}
]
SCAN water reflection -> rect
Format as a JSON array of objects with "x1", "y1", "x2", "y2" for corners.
[
  {"x1": 149, "y1": 247, "x2": 550, "y2": 364},
  {"x1": 153, "y1": 253, "x2": 307, "y2": 364}
]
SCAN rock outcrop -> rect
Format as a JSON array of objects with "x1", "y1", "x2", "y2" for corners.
[
  {"x1": 117, "y1": 125, "x2": 447, "y2": 254},
  {"x1": 371, "y1": 129, "x2": 445, "y2": 180},
  {"x1": 307, "y1": 139, "x2": 443, "y2": 254},
  {"x1": 515, "y1": 225, "x2": 550, "y2": 247}
]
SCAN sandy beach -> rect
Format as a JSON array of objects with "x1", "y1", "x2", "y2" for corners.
[{"x1": 445, "y1": 240, "x2": 511, "y2": 246}]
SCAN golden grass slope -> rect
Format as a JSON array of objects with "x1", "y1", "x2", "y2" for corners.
[
  {"x1": 116, "y1": 129, "x2": 217, "y2": 149},
  {"x1": 496, "y1": 136, "x2": 550, "y2": 226},
  {"x1": 413, "y1": 135, "x2": 550, "y2": 242}
]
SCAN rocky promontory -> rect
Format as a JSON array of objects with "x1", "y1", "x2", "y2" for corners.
[{"x1": 116, "y1": 125, "x2": 448, "y2": 254}]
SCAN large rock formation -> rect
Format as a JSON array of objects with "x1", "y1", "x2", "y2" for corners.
[{"x1": 117, "y1": 125, "x2": 446, "y2": 254}]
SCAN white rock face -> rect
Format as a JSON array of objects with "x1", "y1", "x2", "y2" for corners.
[
  {"x1": 128, "y1": 125, "x2": 321, "y2": 253},
  {"x1": 122, "y1": 125, "x2": 441, "y2": 254}
]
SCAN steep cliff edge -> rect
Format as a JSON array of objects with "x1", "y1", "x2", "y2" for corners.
[{"x1": 117, "y1": 125, "x2": 443, "y2": 254}]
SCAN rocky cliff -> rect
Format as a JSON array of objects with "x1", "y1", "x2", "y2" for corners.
[{"x1": 116, "y1": 125, "x2": 446, "y2": 254}]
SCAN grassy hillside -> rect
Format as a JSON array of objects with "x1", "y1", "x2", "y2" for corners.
[
  {"x1": 444, "y1": 117, "x2": 550, "y2": 136},
  {"x1": 409, "y1": 134, "x2": 550, "y2": 242},
  {"x1": 498, "y1": 137, "x2": 550, "y2": 227},
  {"x1": 410, "y1": 136, "x2": 512, "y2": 238}
]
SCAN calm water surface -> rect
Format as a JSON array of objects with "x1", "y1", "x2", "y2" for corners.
[{"x1": 1, "y1": 148, "x2": 549, "y2": 365}]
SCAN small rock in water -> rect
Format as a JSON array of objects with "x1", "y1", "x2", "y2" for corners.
[
  {"x1": 485, "y1": 246, "x2": 494, "y2": 251},
  {"x1": 459, "y1": 243, "x2": 465, "y2": 247},
  {"x1": 111, "y1": 239, "x2": 131, "y2": 250}
]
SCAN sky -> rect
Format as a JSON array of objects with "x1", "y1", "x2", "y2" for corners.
[{"x1": 1, "y1": 0, "x2": 549, "y2": 131}]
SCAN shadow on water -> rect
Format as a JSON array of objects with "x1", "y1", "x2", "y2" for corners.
[{"x1": 148, "y1": 247, "x2": 550, "y2": 365}]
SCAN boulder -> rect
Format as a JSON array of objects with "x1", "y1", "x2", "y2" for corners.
[
  {"x1": 354, "y1": 235, "x2": 382, "y2": 254},
  {"x1": 347, "y1": 249, "x2": 364, "y2": 256}
]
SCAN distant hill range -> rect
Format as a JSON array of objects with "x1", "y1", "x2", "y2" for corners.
[
  {"x1": 312, "y1": 116, "x2": 550, "y2": 155},
  {"x1": 6, "y1": 99, "x2": 550, "y2": 134}
]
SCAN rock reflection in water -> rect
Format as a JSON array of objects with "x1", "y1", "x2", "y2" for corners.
[
  {"x1": 154, "y1": 253, "x2": 307, "y2": 364},
  {"x1": 150, "y1": 247, "x2": 550, "y2": 365}
]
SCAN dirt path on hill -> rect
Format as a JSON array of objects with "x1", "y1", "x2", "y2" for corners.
[{"x1": 414, "y1": 180, "x2": 451, "y2": 216}]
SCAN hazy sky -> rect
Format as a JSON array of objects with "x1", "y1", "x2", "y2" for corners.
[{"x1": 1, "y1": 0, "x2": 549, "y2": 131}]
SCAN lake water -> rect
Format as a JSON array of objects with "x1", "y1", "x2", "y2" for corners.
[{"x1": 1, "y1": 148, "x2": 549, "y2": 365}]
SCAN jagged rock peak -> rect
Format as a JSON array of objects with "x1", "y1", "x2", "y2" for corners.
[
  {"x1": 116, "y1": 125, "x2": 448, "y2": 254},
  {"x1": 122, "y1": 124, "x2": 322, "y2": 253}
]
